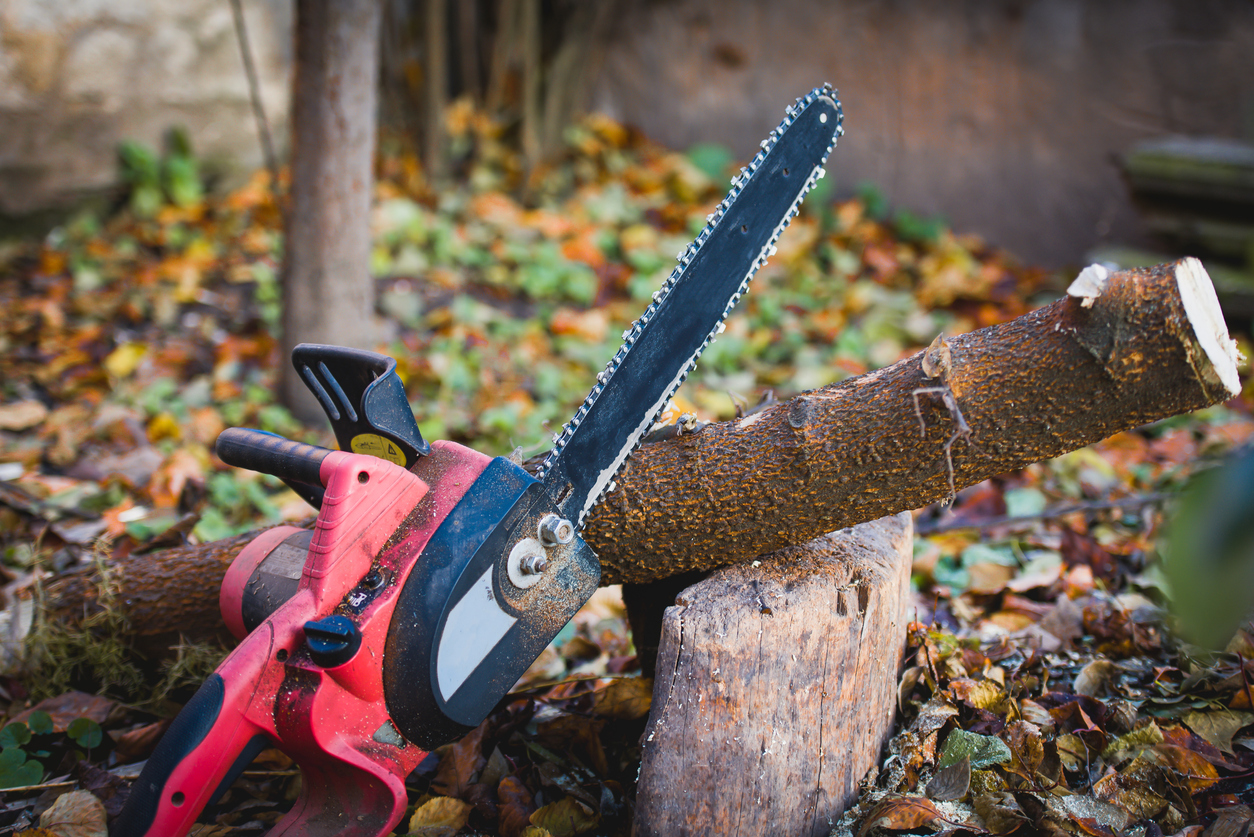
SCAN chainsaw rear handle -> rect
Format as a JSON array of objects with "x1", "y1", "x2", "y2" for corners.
[
  {"x1": 111, "y1": 627, "x2": 276, "y2": 837},
  {"x1": 215, "y1": 427, "x2": 331, "y2": 487}
]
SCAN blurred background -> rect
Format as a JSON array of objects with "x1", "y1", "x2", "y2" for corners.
[{"x1": 2, "y1": 0, "x2": 1253, "y2": 270}]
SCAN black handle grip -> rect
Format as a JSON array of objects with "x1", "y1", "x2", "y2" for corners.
[
  {"x1": 215, "y1": 428, "x2": 332, "y2": 487},
  {"x1": 112, "y1": 674, "x2": 225, "y2": 836}
]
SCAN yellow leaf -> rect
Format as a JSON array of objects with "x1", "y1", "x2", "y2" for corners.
[
  {"x1": 39, "y1": 790, "x2": 107, "y2": 837},
  {"x1": 590, "y1": 677, "x2": 653, "y2": 720},
  {"x1": 529, "y1": 797, "x2": 599, "y2": 837},
  {"x1": 104, "y1": 342, "x2": 147, "y2": 379},
  {"x1": 407, "y1": 796, "x2": 471, "y2": 835},
  {"x1": 147, "y1": 412, "x2": 182, "y2": 443},
  {"x1": 520, "y1": 828, "x2": 554, "y2": 837}
]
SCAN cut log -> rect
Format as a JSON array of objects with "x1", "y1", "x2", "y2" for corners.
[
  {"x1": 30, "y1": 259, "x2": 1241, "y2": 645},
  {"x1": 633, "y1": 513, "x2": 914, "y2": 837}
]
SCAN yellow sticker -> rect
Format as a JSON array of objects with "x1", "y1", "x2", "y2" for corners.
[{"x1": 350, "y1": 433, "x2": 407, "y2": 465}]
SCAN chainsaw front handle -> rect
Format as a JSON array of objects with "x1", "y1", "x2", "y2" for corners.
[{"x1": 215, "y1": 427, "x2": 332, "y2": 487}]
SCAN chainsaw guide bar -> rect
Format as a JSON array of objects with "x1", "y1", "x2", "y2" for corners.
[{"x1": 537, "y1": 84, "x2": 843, "y2": 529}]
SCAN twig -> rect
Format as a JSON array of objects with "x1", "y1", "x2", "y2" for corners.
[
  {"x1": 915, "y1": 493, "x2": 1175, "y2": 535},
  {"x1": 912, "y1": 384, "x2": 973, "y2": 501},
  {"x1": 229, "y1": 0, "x2": 280, "y2": 192}
]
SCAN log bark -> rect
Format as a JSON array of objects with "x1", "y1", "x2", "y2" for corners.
[
  {"x1": 33, "y1": 259, "x2": 1241, "y2": 645},
  {"x1": 633, "y1": 513, "x2": 914, "y2": 837}
]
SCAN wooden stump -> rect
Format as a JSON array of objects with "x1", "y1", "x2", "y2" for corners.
[{"x1": 633, "y1": 513, "x2": 913, "y2": 837}]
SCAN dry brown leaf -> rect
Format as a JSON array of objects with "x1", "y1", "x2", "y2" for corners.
[
  {"x1": 1091, "y1": 770, "x2": 1169, "y2": 820},
  {"x1": 926, "y1": 754, "x2": 971, "y2": 801},
  {"x1": 1001, "y1": 721, "x2": 1044, "y2": 778},
  {"x1": 408, "y1": 796, "x2": 472, "y2": 836},
  {"x1": 498, "y1": 775, "x2": 536, "y2": 837},
  {"x1": 858, "y1": 794, "x2": 951, "y2": 837},
  {"x1": 973, "y1": 791, "x2": 1028, "y2": 835},
  {"x1": 1204, "y1": 805, "x2": 1254, "y2": 837},
  {"x1": 1151, "y1": 744, "x2": 1220, "y2": 793},
  {"x1": 529, "y1": 796, "x2": 599, "y2": 837},
  {"x1": 431, "y1": 720, "x2": 489, "y2": 798},
  {"x1": 0, "y1": 400, "x2": 48, "y2": 431},
  {"x1": 1073, "y1": 659, "x2": 1117, "y2": 697},
  {"x1": 11, "y1": 692, "x2": 116, "y2": 731},
  {"x1": 38, "y1": 790, "x2": 107, "y2": 837},
  {"x1": 1182, "y1": 710, "x2": 1254, "y2": 755},
  {"x1": 589, "y1": 677, "x2": 653, "y2": 720}
]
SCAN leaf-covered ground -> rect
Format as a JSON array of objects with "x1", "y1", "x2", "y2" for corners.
[{"x1": 2, "y1": 106, "x2": 1254, "y2": 836}]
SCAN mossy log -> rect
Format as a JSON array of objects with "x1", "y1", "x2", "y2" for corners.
[{"x1": 32, "y1": 259, "x2": 1241, "y2": 651}]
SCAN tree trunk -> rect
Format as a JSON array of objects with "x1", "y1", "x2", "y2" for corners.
[
  {"x1": 32, "y1": 260, "x2": 1241, "y2": 647},
  {"x1": 633, "y1": 513, "x2": 914, "y2": 837},
  {"x1": 281, "y1": 0, "x2": 384, "y2": 424}
]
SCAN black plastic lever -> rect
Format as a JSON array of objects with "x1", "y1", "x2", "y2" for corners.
[{"x1": 291, "y1": 344, "x2": 430, "y2": 468}]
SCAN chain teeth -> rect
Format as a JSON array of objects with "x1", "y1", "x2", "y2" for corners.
[{"x1": 536, "y1": 85, "x2": 843, "y2": 501}]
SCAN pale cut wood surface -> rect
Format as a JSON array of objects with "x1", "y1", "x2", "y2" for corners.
[{"x1": 633, "y1": 513, "x2": 914, "y2": 837}]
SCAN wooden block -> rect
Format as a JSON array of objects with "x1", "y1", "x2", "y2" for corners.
[{"x1": 633, "y1": 513, "x2": 913, "y2": 837}]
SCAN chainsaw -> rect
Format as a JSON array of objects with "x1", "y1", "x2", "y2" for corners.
[{"x1": 112, "y1": 85, "x2": 843, "y2": 837}]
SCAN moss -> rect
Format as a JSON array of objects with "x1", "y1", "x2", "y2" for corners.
[{"x1": 22, "y1": 539, "x2": 226, "y2": 707}]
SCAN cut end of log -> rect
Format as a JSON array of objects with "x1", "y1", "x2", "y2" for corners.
[{"x1": 1175, "y1": 256, "x2": 1242, "y2": 397}]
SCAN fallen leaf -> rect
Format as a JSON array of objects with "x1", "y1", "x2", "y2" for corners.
[
  {"x1": 498, "y1": 775, "x2": 536, "y2": 837},
  {"x1": 1182, "y1": 709, "x2": 1254, "y2": 755},
  {"x1": 11, "y1": 692, "x2": 116, "y2": 731},
  {"x1": 589, "y1": 677, "x2": 652, "y2": 720},
  {"x1": 1205, "y1": 806, "x2": 1254, "y2": 837},
  {"x1": 973, "y1": 791, "x2": 1028, "y2": 835},
  {"x1": 858, "y1": 795, "x2": 950, "y2": 837},
  {"x1": 1151, "y1": 743, "x2": 1219, "y2": 793},
  {"x1": 0, "y1": 400, "x2": 48, "y2": 431},
  {"x1": 529, "y1": 796, "x2": 599, "y2": 837},
  {"x1": 1053, "y1": 794, "x2": 1131, "y2": 836},
  {"x1": 1001, "y1": 720, "x2": 1044, "y2": 778},
  {"x1": 1101, "y1": 721, "x2": 1163, "y2": 763},
  {"x1": 1091, "y1": 770, "x2": 1169, "y2": 820},
  {"x1": 111, "y1": 719, "x2": 169, "y2": 763},
  {"x1": 921, "y1": 334, "x2": 951, "y2": 379},
  {"x1": 948, "y1": 678, "x2": 1004, "y2": 711},
  {"x1": 103, "y1": 342, "x2": 147, "y2": 379},
  {"x1": 39, "y1": 790, "x2": 107, "y2": 837},
  {"x1": 926, "y1": 753, "x2": 970, "y2": 801},
  {"x1": 407, "y1": 796, "x2": 471, "y2": 836},
  {"x1": 1073, "y1": 659, "x2": 1117, "y2": 697},
  {"x1": 939, "y1": 728, "x2": 1012, "y2": 770},
  {"x1": 431, "y1": 720, "x2": 489, "y2": 798}
]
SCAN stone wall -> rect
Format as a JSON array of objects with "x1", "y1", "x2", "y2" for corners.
[
  {"x1": 591, "y1": 0, "x2": 1254, "y2": 266},
  {"x1": 0, "y1": 0, "x2": 291, "y2": 216},
  {"x1": 4, "y1": 0, "x2": 1253, "y2": 266}
]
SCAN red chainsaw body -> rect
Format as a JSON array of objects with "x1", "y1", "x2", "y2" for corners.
[{"x1": 132, "y1": 441, "x2": 491, "y2": 837}]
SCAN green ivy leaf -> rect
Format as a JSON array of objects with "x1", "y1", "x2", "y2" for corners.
[
  {"x1": 0, "y1": 722, "x2": 30, "y2": 749},
  {"x1": 26, "y1": 711, "x2": 53, "y2": 736},
  {"x1": 68, "y1": 717, "x2": 103, "y2": 749},
  {"x1": 0, "y1": 747, "x2": 42, "y2": 789}
]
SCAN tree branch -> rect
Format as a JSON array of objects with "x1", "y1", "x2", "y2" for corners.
[{"x1": 32, "y1": 259, "x2": 1241, "y2": 648}]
